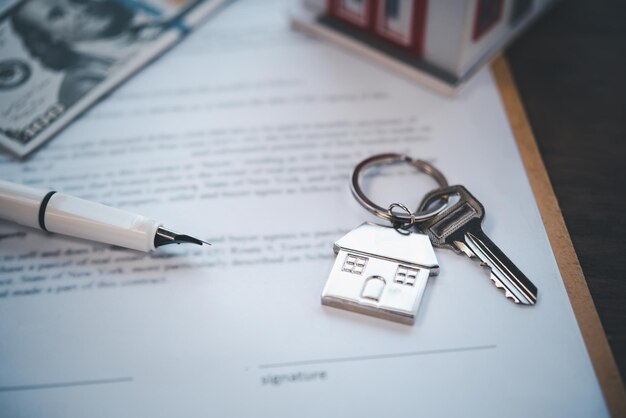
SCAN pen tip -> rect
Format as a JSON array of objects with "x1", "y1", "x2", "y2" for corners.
[{"x1": 154, "y1": 227, "x2": 211, "y2": 248}]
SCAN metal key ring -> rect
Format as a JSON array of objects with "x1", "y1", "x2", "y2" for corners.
[{"x1": 351, "y1": 153, "x2": 449, "y2": 224}]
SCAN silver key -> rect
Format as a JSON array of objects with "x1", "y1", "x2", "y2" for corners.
[{"x1": 417, "y1": 185, "x2": 538, "y2": 305}]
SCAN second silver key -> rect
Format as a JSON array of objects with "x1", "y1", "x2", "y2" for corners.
[{"x1": 417, "y1": 185, "x2": 538, "y2": 305}]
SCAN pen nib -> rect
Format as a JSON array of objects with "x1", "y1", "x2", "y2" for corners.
[{"x1": 154, "y1": 227, "x2": 211, "y2": 248}]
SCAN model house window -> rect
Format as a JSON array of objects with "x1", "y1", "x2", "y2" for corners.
[
  {"x1": 473, "y1": 0, "x2": 503, "y2": 41},
  {"x1": 375, "y1": 0, "x2": 415, "y2": 46},
  {"x1": 510, "y1": 0, "x2": 533, "y2": 26},
  {"x1": 385, "y1": 0, "x2": 400, "y2": 18},
  {"x1": 335, "y1": 0, "x2": 371, "y2": 27},
  {"x1": 394, "y1": 265, "x2": 419, "y2": 286},
  {"x1": 342, "y1": 254, "x2": 368, "y2": 274}
]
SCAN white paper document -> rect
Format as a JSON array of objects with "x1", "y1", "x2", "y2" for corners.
[{"x1": 0, "y1": 1, "x2": 608, "y2": 417}]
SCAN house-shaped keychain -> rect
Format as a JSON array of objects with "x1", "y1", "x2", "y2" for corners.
[
  {"x1": 322, "y1": 222, "x2": 439, "y2": 324},
  {"x1": 293, "y1": 0, "x2": 556, "y2": 94}
]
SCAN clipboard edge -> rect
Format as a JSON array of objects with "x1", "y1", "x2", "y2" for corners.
[{"x1": 491, "y1": 55, "x2": 626, "y2": 417}]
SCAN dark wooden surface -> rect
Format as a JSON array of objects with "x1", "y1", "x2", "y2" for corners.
[{"x1": 506, "y1": 0, "x2": 626, "y2": 382}]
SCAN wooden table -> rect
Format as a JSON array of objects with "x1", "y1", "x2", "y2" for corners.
[{"x1": 505, "y1": 0, "x2": 626, "y2": 396}]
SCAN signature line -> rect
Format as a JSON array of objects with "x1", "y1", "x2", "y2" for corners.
[
  {"x1": 0, "y1": 377, "x2": 133, "y2": 393},
  {"x1": 259, "y1": 344, "x2": 497, "y2": 369}
]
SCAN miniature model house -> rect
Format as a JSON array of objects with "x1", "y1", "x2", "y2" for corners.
[
  {"x1": 321, "y1": 223, "x2": 439, "y2": 324},
  {"x1": 293, "y1": 0, "x2": 556, "y2": 93}
]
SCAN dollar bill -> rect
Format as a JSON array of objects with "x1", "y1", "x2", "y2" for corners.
[{"x1": 0, "y1": 0, "x2": 227, "y2": 157}]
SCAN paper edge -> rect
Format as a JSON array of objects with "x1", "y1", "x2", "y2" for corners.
[{"x1": 491, "y1": 55, "x2": 626, "y2": 418}]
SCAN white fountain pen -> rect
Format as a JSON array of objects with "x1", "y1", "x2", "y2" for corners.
[{"x1": 0, "y1": 180, "x2": 210, "y2": 252}]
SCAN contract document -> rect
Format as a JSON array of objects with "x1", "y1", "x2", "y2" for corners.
[{"x1": 0, "y1": 1, "x2": 608, "y2": 417}]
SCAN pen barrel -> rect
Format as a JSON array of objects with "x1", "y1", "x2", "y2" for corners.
[
  {"x1": 0, "y1": 180, "x2": 159, "y2": 252},
  {"x1": 0, "y1": 180, "x2": 48, "y2": 228},
  {"x1": 45, "y1": 193, "x2": 160, "y2": 252}
]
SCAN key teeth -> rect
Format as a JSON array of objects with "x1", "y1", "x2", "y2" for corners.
[
  {"x1": 490, "y1": 275, "x2": 504, "y2": 289},
  {"x1": 453, "y1": 241, "x2": 475, "y2": 258},
  {"x1": 464, "y1": 243, "x2": 524, "y2": 304},
  {"x1": 490, "y1": 273, "x2": 520, "y2": 303},
  {"x1": 504, "y1": 289, "x2": 520, "y2": 303}
]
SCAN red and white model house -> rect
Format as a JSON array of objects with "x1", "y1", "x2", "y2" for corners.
[{"x1": 293, "y1": 0, "x2": 556, "y2": 94}]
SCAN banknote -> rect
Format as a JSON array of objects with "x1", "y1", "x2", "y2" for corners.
[{"x1": 0, "y1": 0, "x2": 227, "y2": 157}]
